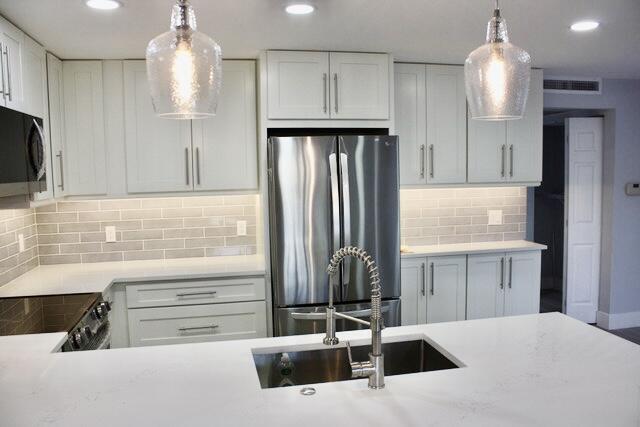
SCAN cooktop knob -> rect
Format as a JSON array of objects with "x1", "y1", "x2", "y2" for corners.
[
  {"x1": 94, "y1": 306, "x2": 104, "y2": 319},
  {"x1": 84, "y1": 326, "x2": 93, "y2": 338},
  {"x1": 71, "y1": 330, "x2": 83, "y2": 349},
  {"x1": 100, "y1": 301, "x2": 111, "y2": 313}
]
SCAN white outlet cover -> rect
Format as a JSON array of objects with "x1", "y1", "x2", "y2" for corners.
[
  {"x1": 18, "y1": 234, "x2": 25, "y2": 252},
  {"x1": 236, "y1": 220, "x2": 247, "y2": 236},
  {"x1": 488, "y1": 210, "x2": 503, "y2": 225},
  {"x1": 105, "y1": 226, "x2": 117, "y2": 242}
]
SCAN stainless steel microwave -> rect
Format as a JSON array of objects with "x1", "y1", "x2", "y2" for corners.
[{"x1": 0, "y1": 105, "x2": 46, "y2": 197}]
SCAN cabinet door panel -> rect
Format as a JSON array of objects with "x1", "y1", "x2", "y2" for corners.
[
  {"x1": 426, "y1": 65, "x2": 467, "y2": 184},
  {"x1": 21, "y1": 36, "x2": 45, "y2": 118},
  {"x1": 467, "y1": 116, "x2": 506, "y2": 183},
  {"x1": 426, "y1": 255, "x2": 467, "y2": 323},
  {"x1": 330, "y1": 52, "x2": 389, "y2": 119},
  {"x1": 467, "y1": 253, "x2": 505, "y2": 319},
  {"x1": 0, "y1": 16, "x2": 24, "y2": 111},
  {"x1": 504, "y1": 251, "x2": 541, "y2": 316},
  {"x1": 400, "y1": 257, "x2": 425, "y2": 326},
  {"x1": 46, "y1": 54, "x2": 66, "y2": 197},
  {"x1": 394, "y1": 64, "x2": 426, "y2": 185},
  {"x1": 192, "y1": 60, "x2": 257, "y2": 191},
  {"x1": 63, "y1": 61, "x2": 107, "y2": 195},
  {"x1": 123, "y1": 60, "x2": 192, "y2": 193},
  {"x1": 267, "y1": 51, "x2": 329, "y2": 119}
]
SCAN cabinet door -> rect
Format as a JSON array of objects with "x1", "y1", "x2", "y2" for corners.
[
  {"x1": 123, "y1": 60, "x2": 192, "y2": 193},
  {"x1": 426, "y1": 255, "x2": 467, "y2": 323},
  {"x1": 467, "y1": 116, "x2": 507, "y2": 183},
  {"x1": 0, "y1": 16, "x2": 24, "y2": 111},
  {"x1": 466, "y1": 253, "x2": 505, "y2": 320},
  {"x1": 46, "y1": 54, "x2": 67, "y2": 197},
  {"x1": 192, "y1": 60, "x2": 257, "y2": 191},
  {"x1": 63, "y1": 61, "x2": 107, "y2": 196},
  {"x1": 329, "y1": 52, "x2": 389, "y2": 119},
  {"x1": 21, "y1": 36, "x2": 45, "y2": 118},
  {"x1": 394, "y1": 63, "x2": 426, "y2": 185},
  {"x1": 400, "y1": 257, "x2": 426, "y2": 326},
  {"x1": 504, "y1": 250, "x2": 541, "y2": 316},
  {"x1": 267, "y1": 51, "x2": 329, "y2": 119},
  {"x1": 426, "y1": 65, "x2": 467, "y2": 184},
  {"x1": 506, "y1": 69, "x2": 543, "y2": 183}
]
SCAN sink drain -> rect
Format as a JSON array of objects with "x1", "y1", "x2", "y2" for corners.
[{"x1": 300, "y1": 387, "x2": 316, "y2": 396}]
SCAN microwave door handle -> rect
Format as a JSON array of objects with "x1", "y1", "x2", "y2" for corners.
[
  {"x1": 33, "y1": 120, "x2": 47, "y2": 180},
  {"x1": 339, "y1": 149, "x2": 351, "y2": 297}
]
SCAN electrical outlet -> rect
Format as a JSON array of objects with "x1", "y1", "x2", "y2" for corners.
[
  {"x1": 105, "y1": 226, "x2": 117, "y2": 242},
  {"x1": 18, "y1": 234, "x2": 25, "y2": 252},
  {"x1": 488, "y1": 210, "x2": 503, "y2": 225},
  {"x1": 236, "y1": 220, "x2": 247, "y2": 236}
]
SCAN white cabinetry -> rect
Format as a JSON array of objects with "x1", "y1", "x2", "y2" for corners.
[
  {"x1": 62, "y1": 61, "x2": 107, "y2": 196},
  {"x1": 0, "y1": 16, "x2": 24, "y2": 111},
  {"x1": 46, "y1": 53, "x2": 67, "y2": 197},
  {"x1": 21, "y1": 36, "x2": 45, "y2": 118},
  {"x1": 267, "y1": 50, "x2": 389, "y2": 120},
  {"x1": 400, "y1": 257, "x2": 424, "y2": 326},
  {"x1": 395, "y1": 63, "x2": 466, "y2": 185}
]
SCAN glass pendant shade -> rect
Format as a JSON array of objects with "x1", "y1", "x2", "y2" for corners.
[
  {"x1": 146, "y1": 1, "x2": 222, "y2": 119},
  {"x1": 465, "y1": 7, "x2": 531, "y2": 120}
]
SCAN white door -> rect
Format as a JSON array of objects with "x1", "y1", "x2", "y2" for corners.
[
  {"x1": 267, "y1": 51, "x2": 329, "y2": 119},
  {"x1": 46, "y1": 53, "x2": 67, "y2": 197},
  {"x1": 565, "y1": 117, "x2": 603, "y2": 323},
  {"x1": 0, "y1": 16, "x2": 24, "y2": 111},
  {"x1": 467, "y1": 253, "x2": 506, "y2": 319},
  {"x1": 400, "y1": 257, "x2": 425, "y2": 326},
  {"x1": 192, "y1": 60, "x2": 257, "y2": 191},
  {"x1": 506, "y1": 69, "x2": 543, "y2": 183},
  {"x1": 425, "y1": 255, "x2": 467, "y2": 323},
  {"x1": 394, "y1": 63, "x2": 426, "y2": 185},
  {"x1": 425, "y1": 65, "x2": 467, "y2": 184},
  {"x1": 329, "y1": 52, "x2": 389, "y2": 119},
  {"x1": 63, "y1": 61, "x2": 107, "y2": 196},
  {"x1": 504, "y1": 251, "x2": 541, "y2": 316},
  {"x1": 123, "y1": 60, "x2": 193, "y2": 193},
  {"x1": 467, "y1": 116, "x2": 507, "y2": 183}
]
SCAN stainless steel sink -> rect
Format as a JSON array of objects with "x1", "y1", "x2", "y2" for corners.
[{"x1": 252, "y1": 339, "x2": 460, "y2": 389}]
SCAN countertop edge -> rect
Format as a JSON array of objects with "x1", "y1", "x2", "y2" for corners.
[{"x1": 401, "y1": 240, "x2": 547, "y2": 258}]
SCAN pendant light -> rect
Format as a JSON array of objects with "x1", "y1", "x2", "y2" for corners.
[
  {"x1": 464, "y1": 0, "x2": 531, "y2": 120},
  {"x1": 146, "y1": 0, "x2": 222, "y2": 119}
]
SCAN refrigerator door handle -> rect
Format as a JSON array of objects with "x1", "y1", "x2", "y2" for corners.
[
  {"x1": 328, "y1": 152, "x2": 340, "y2": 254},
  {"x1": 339, "y1": 149, "x2": 351, "y2": 297}
]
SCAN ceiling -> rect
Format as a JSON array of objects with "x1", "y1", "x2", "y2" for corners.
[{"x1": 1, "y1": 0, "x2": 639, "y2": 78}]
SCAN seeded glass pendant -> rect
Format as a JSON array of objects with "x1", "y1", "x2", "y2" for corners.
[
  {"x1": 146, "y1": 0, "x2": 222, "y2": 119},
  {"x1": 465, "y1": 1, "x2": 531, "y2": 120}
]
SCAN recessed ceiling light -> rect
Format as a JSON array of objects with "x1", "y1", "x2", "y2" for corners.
[
  {"x1": 85, "y1": 0, "x2": 122, "y2": 10},
  {"x1": 570, "y1": 20, "x2": 600, "y2": 32},
  {"x1": 285, "y1": 4, "x2": 315, "y2": 15}
]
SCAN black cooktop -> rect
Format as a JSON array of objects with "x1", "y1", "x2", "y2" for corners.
[{"x1": 0, "y1": 293, "x2": 100, "y2": 336}]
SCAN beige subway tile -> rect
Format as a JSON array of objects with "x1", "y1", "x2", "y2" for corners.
[
  {"x1": 206, "y1": 246, "x2": 245, "y2": 257},
  {"x1": 472, "y1": 216, "x2": 489, "y2": 225},
  {"x1": 401, "y1": 228, "x2": 421, "y2": 238},
  {"x1": 100, "y1": 199, "x2": 142, "y2": 210},
  {"x1": 59, "y1": 222, "x2": 101, "y2": 233},
  {"x1": 401, "y1": 199, "x2": 438, "y2": 209},
  {"x1": 38, "y1": 245, "x2": 60, "y2": 255},
  {"x1": 185, "y1": 237, "x2": 224, "y2": 248},
  {"x1": 243, "y1": 205, "x2": 257, "y2": 216},
  {"x1": 439, "y1": 217, "x2": 472, "y2": 226},
  {"x1": 60, "y1": 243, "x2": 102, "y2": 254},
  {"x1": 0, "y1": 256, "x2": 17, "y2": 273},
  {"x1": 423, "y1": 189, "x2": 455, "y2": 199},
  {"x1": 420, "y1": 208, "x2": 455, "y2": 218},
  {"x1": 455, "y1": 188, "x2": 487, "y2": 198},
  {"x1": 489, "y1": 187, "x2": 520, "y2": 197},
  {"x1": 144, "y1": 239, "x2": 184, "y2": 250},
  {"x1": 519, "y1": 205, "x2": 528, "y2": 215},
  {"x1": 123, "y1": 250, "x2": 164, "y2": 261},
  {"x1": 162, "y1": 207, "x2": 202, "y2": 218},
  {"x1": 182, "y1": 196, "x2": 225, "y2": 207},
  {"x1": 0, "y1": 232, "x2": 16, "y2": 247},
  {"x1": 101, "y1": 220, "x2": 143, "y2": 231},
  {"x1": 504, "y1": 214, "x2": 526, "y2": 224},
  {"x1": 439, "y1": 198, "x2": 471, "y2": 208},
  {"x1": 4, "y1": 217, "x2": 26, "y2": 232},
  {"x1": 404, "y1": 218, "x2": 439, "y2": 228},
  {"x1": 121, "y1": 209, "x2": 163, "y2": 220},
  {"x1": 438, "y1": 235, "x2": 472, "y2": 244},
  {"x1": 5, "y1": 242, "x2": 19, "y2": 257},
  {"x1": 143, "y1": 218, "x2": 183, "y2": 229},
  {"x1": 204, "y1": 226, "x2": 237, "y2": 237},
  {"x1": 399, "y1": 207, "x2": 421, "y2": 219},
  {"x1": 17, "y1": 247, "x2": 38, "y2": 264},
  {"x1": 202, "y1": 206, "x2": 244, "y2": 216},
  {"x1": 57, "y1": 201, "x2": 100, "y2": 212},
  {"x1": 504, "y1": 196, "x2": 526, "y2": 206},
  {"x1": 79, "y1": 211, "x2": 120, "y2": 222},
  {"x1": 23, "y1": 236, "x2": 37, "y2": 250},
  {"x1": 471, "y1": 197, "x2": 504, "y2": 207},
  {"x1": 38, "y1": 233, "x2": 79, "y2": 244},
  {"x1": 504, "y1": 232, "x2": 526, "y2": 241},
  {"x1": 36, "y1": 212, "x2": 78, "y2": 224},
  {"x1": 399, "y1": 189, "x2": 423, "y2": 201},
  {"x1": 472, "y1": 233, "x2": 503, "y2": 242},
  {"x1": 40, "y1": 254, "x2": 82, "y2": 265},
  {"x1": 184, "y1": 217, "x2": 225, "y2": 228},
  {"x1": 82, "y1": 252, "x2": 123, "y2": 263},
  {"x1": 0, "y1": 223, "x2": 6, "y2": 234},
  {"x1": 488, "y1": 224, "x2": 520, "y2": 233},
  {"x1": 122, "y1": 229, "x2": 163, "y2": 240},
  {"x1": 422, "y1": 226, "x2": 456, "y2": 236},
  {"x1": 405, "y1": 236, "x2": 438, "y2": 246},
  {"x1": 36, "y1": 224, "x2": 58, "y2": 234},
  {"x1": 456, "y1": 225, "x2": 487, "y2": 235},
  {"x1": 35, "y1": 203, "x2": 57, "y2": 213},
  {"x1": 164, "y1": 228, "x2": 204, "y2": 239},
  {"x1": 102, "y1": 241, "x2": 143, "y2": 252},
  {"x1": 224, "y1": 195, "x2": 256, "y2": 205},
  {"x1": 165, "y1": 248, "x2": 205, "y2": 259},
  {"x1": 456, "y1": 207, "x2": 487, "y2": 216},
  {"x1": 519, "y1": 187, "x2": 528, "y2": 196},
  {"x1": 519, "y1": 223, "x2": 527, "y2": 232},
  {"x1": 224, "y1": 216, "x2": 256, "y2": 226},
  {"x1": 141, "y1": 198, "x2": 182, "y2": 208},
  {"x1": 245, "y1": 246, "x2": 257, "y2": 255},
  {"x1": 226, "y1": 236, "x2": 256, "y2": 246},
  {"x1": 80, "y1": 232, "x2": 107, "y2": 243},
  {"x1": 488, "y1": 205, "x2": 519, "y2": 215}
]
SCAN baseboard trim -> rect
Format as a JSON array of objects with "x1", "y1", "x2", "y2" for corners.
[{"x1": 596, "y1": 310, "x2": 640, "y2": 330}]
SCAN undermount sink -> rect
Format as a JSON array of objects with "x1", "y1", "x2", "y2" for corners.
[{"x1": 252, "y1": 338, "x2": 460, "y2": 389}]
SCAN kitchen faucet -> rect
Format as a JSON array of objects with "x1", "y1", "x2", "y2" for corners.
[{"x1": 324, "y1": 246, "x2": 385, "y2": 389}]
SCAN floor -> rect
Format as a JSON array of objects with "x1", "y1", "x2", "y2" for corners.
[
  {"x1": 540, "y1": 288, "x2": 563, "y2": 313},
  {"x1": 606, "y1": 327, "x2": 640, "y2": 346}
]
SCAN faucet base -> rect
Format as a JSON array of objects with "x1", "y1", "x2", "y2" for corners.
[{"x1": 323, "y1": 336, "x2": 339, "y2": 345}]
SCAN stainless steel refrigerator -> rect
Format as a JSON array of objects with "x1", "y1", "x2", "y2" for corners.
[{"x1": 267, "y1": 135, "x2": 401, "y2": 336}]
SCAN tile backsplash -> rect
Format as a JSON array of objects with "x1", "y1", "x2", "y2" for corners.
[
  {"x1": 400, "y1": 187, "x2": 527, "y2": 246},
  {"x1": 0, "y1": 209, "x2": 39, "y2": 286},
  {"x1": 35, "y1": 195, "x2": 259, "y2": 265}
]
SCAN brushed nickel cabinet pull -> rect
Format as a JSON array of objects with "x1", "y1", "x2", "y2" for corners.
[
  {"x1": 322, "y1": 73, "x2": 327, "y2": 113},
  {"x1": 509, "y1": 145, "x2": 514, "y2": 177},
  {"x1": 508, "y1": 257, "x2": 513, "y2": 289},
  {"x1": 420, "y1": 262, "x2": 426, "y2": 296},
  {"x1": 56, "y1": 150, "x2": 65, "y2": 190},
  {"x1": 333, "y1": 73, "x2": 339, "y2": 113},
  {"x1": 185, "y1": 147, "x2": 190, "y2": 186},
  {"x1": 499, "y1": 257, "x2": 505, "y2": 289},
  {"x1": 430, "y1": 262, "x2": 435, "y2": 295},
  {"x1": 195, "y1": 147, "x2": 201, "y2": 185},
  {"x1": 3, "y1": 46, "x2": 11, "y2": 100},
  {"x1": 419, "y1": 145, "x2": 425, "y2": 178},
  {"x1": 501, "y1": 145, "x2": 506, "y2": 177},
  {"x1": 429, "y1": 144, "x2": 434, "y2": 179},
  {"x1": 176, "y1": 291, "x2": 217, "y2": 297},
  {"x1": 178, "y1": 324, "x2": 219, "y2": 332}
]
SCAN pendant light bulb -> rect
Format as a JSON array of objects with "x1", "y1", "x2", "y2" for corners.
[
  {"x1": 146, "y1": 0, "x2": 222, "y2": 119},
  {"x1": 464, "y1": 1, "x2": 531, "y2": 120}
]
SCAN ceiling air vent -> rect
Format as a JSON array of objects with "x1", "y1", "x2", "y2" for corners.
[{"x1": 543, "y1": 77, "x2": 602, "y2": 95}]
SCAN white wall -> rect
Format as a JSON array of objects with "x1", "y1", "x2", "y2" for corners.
[{"x1": 544, "y1": 78, "x2": 640, "y2": 327}]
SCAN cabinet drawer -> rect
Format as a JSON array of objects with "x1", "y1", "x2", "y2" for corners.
[
  {"x1": 125, "y1": 276, "x2": 266, "y2": 308},
  {"x1": 128, "y1": 301, "x2": 267, "y2": 347}
]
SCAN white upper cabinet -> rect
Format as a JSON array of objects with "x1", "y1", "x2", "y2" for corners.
[
  {"x1": 267, "y1": 51, "x2": 329, "y2": 119},
  {"x1": 21, "y1": 36, "x2": 45, "y2": 118},
  {"x1": 192, "y1": 60, "x2": 257, "y2": 191},
  {"x1": 468, "y1": 69, "x2": 543, "y2": 184},
  {"x1": 62, "y1": 61, "x2": 107, "y2": 196},
  {"x1": 46, "y1": 53, "x2": 67, "y2": 198},
  {"x1": 424, "y1": 255, "x2": 467, "y2": 324},
  {"x1": 329, "y1": 52, "x2": 389, "y2": 119},
  {"x1": 0, "y1": 16, "x2": 24, "y2": 111},
  {"x1": 123, "y1": 60, "x2": 192, "y2": 193}
]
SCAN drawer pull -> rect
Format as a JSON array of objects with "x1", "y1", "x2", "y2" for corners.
[
  {"x1": 178, "y1": 324, "x2": 219, "y2": 332},
  {"x1": 176, "y1": 291, "x2": 218, "y2": 297}
]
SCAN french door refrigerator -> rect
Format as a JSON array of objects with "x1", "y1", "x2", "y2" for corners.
[{"x1": 267, "y1": 135, "x2": 400, "y2": 336}]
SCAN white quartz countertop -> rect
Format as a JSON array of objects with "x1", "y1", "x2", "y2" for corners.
[
  {"x1": 0, "y1": 255, "x2": 266, "y2": 298},
  {"x1": 1, "y1": 313, "x2": 638, "y2": 426},
  {"x1": 401, "y1": 240, "x2": 547, "y2": 258}
]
